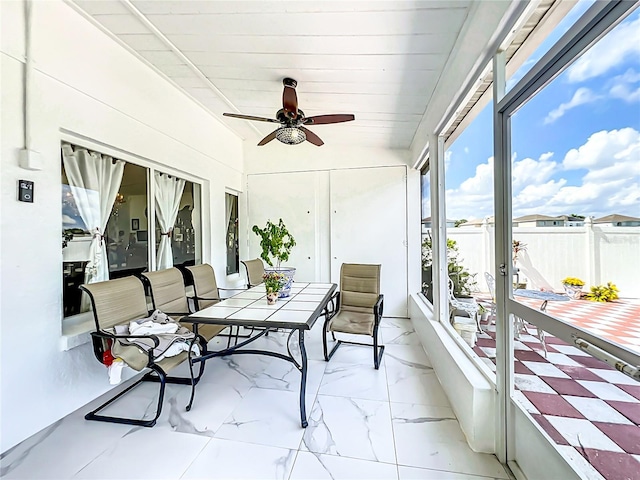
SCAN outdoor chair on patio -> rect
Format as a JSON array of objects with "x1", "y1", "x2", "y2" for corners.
[
  {"x1": 241, "y1": 258, "x2": 265, "y2": 288},
  {"x1": 185, "y1": 263, "x2": 251, "y2": 343},
  {"x1": 484, "y1": 272, "x2": 497, "y2": 324},
  {"x1": 141, "y1": 268, "x2": 228, "y2": 350},
  {"x1": 186, "y1": 263, "x2": 238, "y2": 310},
  {"x1": 80, "y1": 276, "x2": 203, "y2": 427},
  {"x1": 323, "y1": 263, "x2": 385, "y2": 369},
  {"x1": 448, "y1": 277, "x2": 482, "y2": 334},
  {"x1": 484, "y1": 272, "x2": 548, "y2": 356}
]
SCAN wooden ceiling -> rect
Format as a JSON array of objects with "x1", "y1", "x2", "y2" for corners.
[{"x1": 72, "y1": 1, "x2": 476, "y2": 149}]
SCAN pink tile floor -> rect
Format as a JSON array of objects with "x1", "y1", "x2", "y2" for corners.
[{"x1": 471, "y1": 297, "x2": 640, "y2": 480}]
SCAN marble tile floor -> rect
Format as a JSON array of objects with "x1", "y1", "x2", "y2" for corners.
[{"x1": 1, "y1": 319, "x2": 510, "y2": 480}]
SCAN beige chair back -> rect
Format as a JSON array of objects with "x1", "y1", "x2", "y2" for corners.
[
  {"x1": 186, "y1": 264, "x2": 220, "y2": 309},
  {"x1": 141, "y1": 268, "x2": 189, "y2": 314},
  {"x1": 340, "y1": 263, "x2": 381, "y2": 313},
  {"x1": 81, "y1": 276, "x2": 148, "y2": 330},
  {"x1": 241, "y1": 258, "x2": 265, "y2": 287}
]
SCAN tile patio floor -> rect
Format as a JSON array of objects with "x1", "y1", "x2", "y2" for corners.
[
  {"x1": 1, "y1": 318, "x2": 510, "y2": 480},
  {"x1": 470, "y1": 297, "x2": 640, "y2": 480}
]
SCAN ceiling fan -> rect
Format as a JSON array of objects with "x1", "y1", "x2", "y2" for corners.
[{"x1": 223, "y1": 78, "x2": 355, "y2": 146}]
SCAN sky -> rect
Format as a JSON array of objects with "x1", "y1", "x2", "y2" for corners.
[{"x1": 442, "y1": 2, "x2": 640, "y2": 221}]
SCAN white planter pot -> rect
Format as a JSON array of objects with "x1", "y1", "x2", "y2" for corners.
[
  {"x1": 264, "y1": 266, "x2": 296, "y2": 298},
  {"x1": 563, "y1": 283, "x2": 583, "y2": 300}
]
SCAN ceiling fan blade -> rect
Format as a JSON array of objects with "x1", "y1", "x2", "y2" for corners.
[
  {"x1": 223, "y1": 113, "x2": 279, "y2": 123},
  {"x1": 257, "y1": 129, "x2": 279, "y2": 146},
  {"x1": 282, "y1": 85, "x2": 298, "y2": 118},
  {"x1": 303, "y1": 114, "x2": 355, "y2": 125},
  {"x1": 300, "y1": 126, "x2": 324, "y2": 146}
]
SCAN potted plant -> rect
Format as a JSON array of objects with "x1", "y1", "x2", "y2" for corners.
[
  {"x1": 262, "y1": 271, "x2": 287, "y2": 305},
  {"x1": 561, "y1": 277, "x2": 585, "y2": 300},
  {"x1": 421, "y1": 235, "x2": 476, "y2": 302},
  {"x1": 478, "y1": 303, "x2": 489, "y2": 322},
  {"x1": 252, "y1": 218, "x2": 296, "y2": 297}
]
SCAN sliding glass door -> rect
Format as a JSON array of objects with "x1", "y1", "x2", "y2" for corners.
[{"x1": 494, "y1": 3, "x2": 640, "y2": 478}]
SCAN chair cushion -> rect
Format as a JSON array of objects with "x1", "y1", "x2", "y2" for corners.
[
  {"x1": 242, "y1": 259, "x2": 265, "y2": 287},
  {"x1": 112, "y1": 343, "x2": 192, "y2": 372},
  {"x1": 186, "y1": 264, "x2": 220, "y2": 309},
  {"x1": 142, "y1": 268, "x2": 190, "y2": 314},
  {"x1": 342, "y1": 291, "x2": 379, "y2": 311},
  {"x1": 329, "y1": 310, "x2": 375, "y2": 336},
  {"x1": 195, "y1": 298, "x2": 219, "y2": 310}
]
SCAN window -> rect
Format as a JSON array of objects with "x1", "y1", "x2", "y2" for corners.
[
  {"x1": 108, "y1": 163, "x2": 148, "y2": 277},
  {"x1": 62, "y1": 142, "x2": 202, "y2": 317},
  {"x1": 499, "y1": 4, "x2": 640, "y2": 477},
  {"x1": 154, "y1": 176, "x2": 201, "y2": 270},
  {"x1": 225, "y1": 193, "x2": 239, "y2": 275},
  {"x1": 442, "y1": 101, "x2": 495, "y2": 346},
  {"x1": 420, "y1": 165, "x2": 432, "y2": 300}
]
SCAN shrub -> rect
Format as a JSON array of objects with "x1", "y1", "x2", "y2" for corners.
[
  {"x1": 586, "y1": 282, "x2": 619, "y2": 302},
  {"x1": 422, "y1": 235, "x2": 476, "y2": 297}
]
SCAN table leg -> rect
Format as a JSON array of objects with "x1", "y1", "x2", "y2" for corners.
[{"x1": 298, "y1": 329, "x2": 308, "y2": 428}]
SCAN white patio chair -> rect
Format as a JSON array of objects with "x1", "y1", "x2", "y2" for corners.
[{"x1": 448, "y1": 278, "x2": 482, "y2": 333}]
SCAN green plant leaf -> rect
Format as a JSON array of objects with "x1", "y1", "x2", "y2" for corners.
[{"x1": 252, "y1": 218, "x2": 296, "y2": 268}]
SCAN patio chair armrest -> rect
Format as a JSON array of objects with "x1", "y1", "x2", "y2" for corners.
[
  {"x1": 373, "y1": 294, "x2": 384, "y2": 320},
  {"x1": 326, "y1": 291, "x2": 340, "y2": 317},
  {"x1": 191, "y1": 295, "x2": 221, "y2": 302},
  {"x1": 91, "y1": 330, "x2": 160, "y2": 366}
]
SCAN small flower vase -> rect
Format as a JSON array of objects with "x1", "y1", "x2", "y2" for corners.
[
  {"x1": 266, "y1": 292, "x2": 278, "y2": 305},
  {"x1": 563, "y1": 283, "x2": 583, "y2": 300}
]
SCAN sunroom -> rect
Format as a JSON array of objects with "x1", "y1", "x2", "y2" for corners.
[{"x1": 1, "y1": 1, "x2": 639, "y2": 479}]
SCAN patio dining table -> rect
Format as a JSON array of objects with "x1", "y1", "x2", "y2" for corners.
[
  {"x1": 514, "y1": 288, "x2": 570, "y2": 312},
  {"x1": 513, "y1": 289, "x2": 569, "y2": 357},
  {"x1": 184, "y1": 281, "x2": 337, "y2": 428}
]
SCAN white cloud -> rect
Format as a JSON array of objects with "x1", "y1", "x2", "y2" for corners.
[
  {"x1": 543, "y1": 87, "x2": 599, "y2": 124},
  {"x1": 446, "y1": 128, "x2": 640, "y2": 219},
  {"x1": 567, "y1": 15, "x2": 640, "y2": 83},
  {"x1": 563, "y1": 127, "x2": 640, "y2": 169},
  {"x1": 464, "y1": 147, "x2": 469, "y2": 154},
  {"x1": 62, "y1": 214, "x2": 77, "y2": 227},
  {"x1": 512, "y1": 153, "x2": 558, "y2": 191},
  {"x1": 522, "y1": 128, "x2": 640, "y2": 217},
  {"x1": 459, "y1": 157, "x2": 494, "y2": 194},
  {"x1": 609, "y1": 68, "x2": 640, "y2": 103}
]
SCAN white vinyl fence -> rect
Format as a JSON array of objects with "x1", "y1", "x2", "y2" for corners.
[{"x1": 440, "y1": 221, "x2": 640, "y2": 298}]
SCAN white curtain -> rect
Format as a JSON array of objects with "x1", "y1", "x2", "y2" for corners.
[
  {"x1": 62, "y1": 144, "x2": 125, "y2": 308},
  {"x1": 155, "y1": 172, "x2": 185, "y2": 270}
]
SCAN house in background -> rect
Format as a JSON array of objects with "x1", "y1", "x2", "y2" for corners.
[
  {"x1": 513, "y1": 214, "x2": 585, "y2": 227},
  {"x1": 421, "y1": 216, "x2": 456, "y2": 230},
  {"x1": 458, "y1": 216, "x2": 495, "y2": 227},
  {"x1": 593, "y1": 214, "x2": 640, "y2": 227}
]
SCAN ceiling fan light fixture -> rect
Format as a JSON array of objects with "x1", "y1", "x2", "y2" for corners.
[{"x1": 276, "y1": 126, "x2": 306, "y2": 145}]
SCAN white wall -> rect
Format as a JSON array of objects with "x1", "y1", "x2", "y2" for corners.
[
  {"x1": 447, "y1": 225, "x2": 640, "y2": 297},
  {"x1": 242, "y1": 143, "x2": 421, "y2": 297},
  {"x1": 409, "y1": 295, "x2": 496, "y2": 453},
  {"x1": 0, "y1": 0, "x2": 243, "y2": 452}
]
